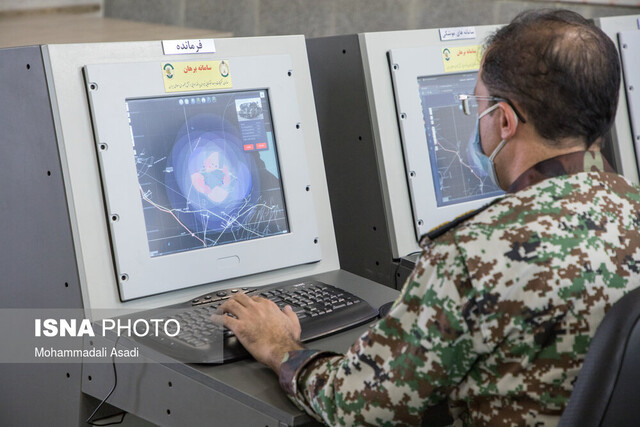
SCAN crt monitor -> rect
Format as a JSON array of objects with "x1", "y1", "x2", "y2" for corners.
[
  {"x1": 84, "y1": 55, "x2": 321, "y2": 301},
  {"x1": 389, "y1": 46, "x2": 504, "y2": 239}
]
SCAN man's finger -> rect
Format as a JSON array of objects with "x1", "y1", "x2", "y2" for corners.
[
  {"x1": 232, "y1": 292, "x2": 254, "y2": 306},
  {"x1": 220, "y1": 297, "x2": 247, "y2": 317},
  {"x1": 282, "y1": 305, "x2": 298, "y2": 319},
  {"x1": 210, "y1": 313, "x2": 225, "y2": 327},
  {"x1": 283, "y1": 305, "x2": 298, "y2": 321},
  {"x1": 211, "y1": 313, "x2": 240, "y2": 331}
]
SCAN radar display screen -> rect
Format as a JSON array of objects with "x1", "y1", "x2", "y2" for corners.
[
  {"x1": 126, "y1": 89, "x2": 289, "y2": 257},
  {"x1": 418, "y1": 72, "x2": 503, "y2": 206}
]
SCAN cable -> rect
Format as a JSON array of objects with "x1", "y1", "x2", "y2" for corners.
[{"x1": 85, "y1": 336, "x2": 127, "y2": 426}]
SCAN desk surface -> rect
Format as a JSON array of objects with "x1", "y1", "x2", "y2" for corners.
[
  {"x1": 0, "y1": 13, "x2": 231, "y2": 48},
  {"x1": 82, "y1": 270, "x2": 399, "y2": 426}
]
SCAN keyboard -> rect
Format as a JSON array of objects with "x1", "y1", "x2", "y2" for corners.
[{"x1": 131, "y1": 280, "x2": 379, "y2": 363}]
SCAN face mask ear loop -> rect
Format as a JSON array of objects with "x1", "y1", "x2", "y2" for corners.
[
  {"x1": 478, "y1": 102, "x2": 501, "y2": 120},
  {"x1": 485, "y1": 103, "x2": 519, "y2": 162},
  {"x1": 488, "y1": 139, "x2": 508, "y2": 162}
]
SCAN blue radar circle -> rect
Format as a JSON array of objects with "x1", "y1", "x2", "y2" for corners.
[{"x1": 167, "y1": 114, "x2": 255, "y2": 230}]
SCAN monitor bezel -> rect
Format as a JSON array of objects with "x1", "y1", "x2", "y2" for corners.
[
  {"x1": 84, "y1": 54, "x2": 321, "y2": 301},
  {"x1": 388, "y1": 46, "x2": 504, "y2": 239}
]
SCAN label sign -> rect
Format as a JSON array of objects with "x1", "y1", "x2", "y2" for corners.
[
  {"x1": 442, "y1": 45, "x2": 482, "y2": 73},
  {"x1": 162, "y1": 60, "x2": 232, "y2": 93},
  {"x1": 439, "y1": 27, "x2": 476, "y2": 41},
  {"x1": 162, "y1": 39, "x2": 216, "y2": 55}
]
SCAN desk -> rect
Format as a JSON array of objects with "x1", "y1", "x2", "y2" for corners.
[{"x1": 82, "y1": 271, "x2": 399, "y2": 426}]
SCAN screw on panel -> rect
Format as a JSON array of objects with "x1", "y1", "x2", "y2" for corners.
[
  {"x1": 313, "y1": 238, "x2": 319, "y2": 244},
  {"x1": 89, "y1": 82, "x2": 98, "y2": 91},
  {"x1": 400, "y1": 113, "x2": 407, "y2": 119},
  {"x1": 99, "y1": 143, "x2": 108, "y2": 151},
  {"x1": 296, "y1": 123, "x2": 301, "y2": 129},
  {"x1": 111, "y1": 214, "x2": 120, "y2": 222},
  {"x1": 305, "y1": 185, "x2": 310, "y2": 192},
  {"x1": 287, "y1": 70, "x2": 293, "y2": 77},
  {"x1": 120, "y1": 273, "x2": 129, "y2": 282},
  {"x1": 26, "y1": 64, "x2": 31, "y2": 70},
  {"x1": 418, "y1": 219, "x2": 424, "y2": 226},
  {"x1": 393, "y1": 64, "x2": 399, "y2": 70},
  {"x1": 410, "y1": 171, "x2": 416, "y2": 177}
]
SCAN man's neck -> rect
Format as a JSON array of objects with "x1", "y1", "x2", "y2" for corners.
[{"x1": 498, "y1": 127, "x2": 593, "y2": 189}]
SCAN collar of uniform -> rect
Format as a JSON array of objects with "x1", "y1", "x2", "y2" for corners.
[{"x1": 507, "y1": 150, "x2": 615, "y2": 194}]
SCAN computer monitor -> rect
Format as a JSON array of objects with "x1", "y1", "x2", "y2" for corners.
[
  {"x1": 389, "y1": 60, "x2": 504, "y2": 238},
  {"x1": 307, "y1": 25, "x2": 504, "y2": 287},
  {"x1": 84, "y1": 54, "x2": 321, "y2": 301}
]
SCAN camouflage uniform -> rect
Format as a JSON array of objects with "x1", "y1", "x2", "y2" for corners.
[{"x1": 279, "y1": 151, "x2": 640, "y2": 426}]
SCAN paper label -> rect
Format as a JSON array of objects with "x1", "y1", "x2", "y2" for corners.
[
  {"x1": 442, "y1": 45, "x2": 482, "y2": 73},
  {"x1": 439, "y1": 27, "x2": 476, "y2": 41},
  {"x1": 162, "y1": 39, "x2": 216, "y2": 55},
  {"x1": 162, "y1": 60, "x2": 232, "y2": 93}
]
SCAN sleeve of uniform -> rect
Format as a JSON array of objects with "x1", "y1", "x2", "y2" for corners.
[{"x1": 278, "y1": 233, "x2": 493, "y2": 425}]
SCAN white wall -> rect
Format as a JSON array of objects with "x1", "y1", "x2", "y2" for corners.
[{"x1": 0, "y1": 0, "x2": 102, "y2": 12}]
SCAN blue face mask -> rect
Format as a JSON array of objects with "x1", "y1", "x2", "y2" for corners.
[{"x1": 470, "y1": 103, "x2": 518, "y2": 189}]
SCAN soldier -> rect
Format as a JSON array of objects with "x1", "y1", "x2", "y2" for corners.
[{"x1": 217, "y1": 9, "x2": 640, "y2": 426}]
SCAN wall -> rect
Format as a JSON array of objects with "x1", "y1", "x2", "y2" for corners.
[
  {"x1": 103, "y1": 0, "x2": 639, "y2": 38},
  {"x1": 0, "y1": 0, "x2": 102, "y2": 14}
]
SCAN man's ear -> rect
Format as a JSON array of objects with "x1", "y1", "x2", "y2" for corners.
[{"x1": 499, "y1": 103, "x2": 519, "y2": 140}]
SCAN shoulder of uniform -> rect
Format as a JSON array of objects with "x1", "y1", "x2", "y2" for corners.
[{"x1": 422, "y1": 197, "x2": 503, "y2": 243}]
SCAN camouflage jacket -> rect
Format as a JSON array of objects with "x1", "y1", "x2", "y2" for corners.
[{"x1": 279, "y1": 151, "x2": 640, "y2": 426}]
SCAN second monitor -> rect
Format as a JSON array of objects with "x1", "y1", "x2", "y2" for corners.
[
  {"x1": 390, "y1": 57, "x2": 504, "y2": 239},
  {"x1": 307, "y1": 25, "x2": 504, "y2": 288}
]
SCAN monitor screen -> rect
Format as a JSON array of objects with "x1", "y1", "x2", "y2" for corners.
[
  {"x1": 126, "y1": 90, "x2": 289, "y2": 258},
  {"x1": 417, "y1": 72, "x2": 503, "y2": 207}
]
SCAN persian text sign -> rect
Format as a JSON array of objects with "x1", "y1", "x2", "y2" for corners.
[
  {"x1": 442, "y1": 45, "x2": 482, "y2": 73},
  {"x1": 162, "y1": 60, "x2": 232, "y2": 93}
]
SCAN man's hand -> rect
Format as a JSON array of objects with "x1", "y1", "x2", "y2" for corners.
[{"x1": 215, "y1": 293, "x2": 304, "y2": 374}]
